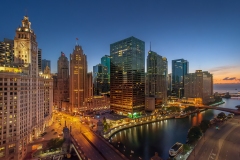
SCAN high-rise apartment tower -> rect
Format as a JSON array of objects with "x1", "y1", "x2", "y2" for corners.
[{"x1": 184, "y1": 70, "x2": 213, "y2": 104}]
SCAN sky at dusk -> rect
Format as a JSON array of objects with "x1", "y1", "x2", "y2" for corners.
[{"x1": 0, "y1": 0, "x2": 239, "y2": 84}]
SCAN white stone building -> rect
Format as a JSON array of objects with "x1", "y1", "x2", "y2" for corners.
[{"x1": 0, "y1": 16, "x2": 53, "y2": 160}]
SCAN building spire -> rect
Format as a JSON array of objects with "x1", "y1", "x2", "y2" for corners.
[
  {"x1": 150, "y1": 42, "x2": 151, "y2": 51},
  {"x1": 25, "y1": 9, "x2": 28, "y2": 16}
]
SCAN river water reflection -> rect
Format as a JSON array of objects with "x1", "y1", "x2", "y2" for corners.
[{"x1": 110, "y1": 98, "x2": 240, "y2": 160}]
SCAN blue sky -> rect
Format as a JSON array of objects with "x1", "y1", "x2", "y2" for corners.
[{"x1": 0, "y1": 0, "x2": 240, "y2": 83}]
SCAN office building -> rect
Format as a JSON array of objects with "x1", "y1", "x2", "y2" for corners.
[
  {"x1": 38, "y1": 48, "x2": 42, "y2": 73},
  {"x1": 53, "y1": 52, "x2": 69, "y2": 111},
  {"x1": 184, "y1": 70, "x2": 213, "y2": 104},
  {"x1": 172, "y1": 59, "x2": 189, "y2": 98},
  {"x1": 93, "y1": 64, "x2": 109, "y2": 95},
  {"x1": 0, "y1": 16, "x2": 53, "y2": 160},
  {"x1": 145, "y1": 50, "x2": 168, "y2": 111},
  {"x1": 101, "y1": 55, "x2": 110, "y2": 75},
  {"x1": 110, "y1": 36, "x2": 145, "y2": 115},
  {"x1": 101, "y1": 55, "x2": 110, "y2": 93},
  {"x1": 41, "y1": 59, "x2": 51, "y2": 73},
  {"x1": 85, "y1": 72, "x2": 93, "y2": 108},
  {"x1": 167, "y1": 73, "x2": 172, "y2": 96},
  {"x1": 69, "y1": 45, "x2": 88, "y2": 113},
  {"x1": 0, "y1": 38, "x2": 14, "y2": 65}
]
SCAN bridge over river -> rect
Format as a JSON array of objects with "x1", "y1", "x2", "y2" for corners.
[{"x1": 198, "y1": 105, "x2": 240, "y2": 115}]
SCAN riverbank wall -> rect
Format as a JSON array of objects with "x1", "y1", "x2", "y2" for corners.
[{"x1": 103, "y1": 109, "x2": 207, "y2": 139}]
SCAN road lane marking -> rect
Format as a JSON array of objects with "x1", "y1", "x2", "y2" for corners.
[{"x1": 208, "y1": 149, "x2": 213, "y2": 160}]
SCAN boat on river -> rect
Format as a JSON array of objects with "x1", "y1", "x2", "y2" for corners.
[
  {"x1": 169, "y1": 142, "x2": 183, "y2": 157},
  {"x1": 175, "y1": 114, "x2": 188, "y2": 118}
]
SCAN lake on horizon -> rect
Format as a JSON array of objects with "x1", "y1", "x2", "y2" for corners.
[{"x1": 214, "y1": 83, "x2": 240, "y2": 93}]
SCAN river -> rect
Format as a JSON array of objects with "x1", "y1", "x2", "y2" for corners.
[{"x1": 110, "y1": 98, "x2": 240, "y2": 160}]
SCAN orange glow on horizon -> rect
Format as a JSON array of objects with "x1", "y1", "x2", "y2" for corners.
[{"x1": 212, "y1": 71, "x2": 240, "y2": 84}]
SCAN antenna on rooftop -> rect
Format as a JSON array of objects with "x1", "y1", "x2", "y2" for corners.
[
  {"x1": 150, "y1": 42, "x2": 151, "y2": 51},
  {"x1": 25, "y1": 9, "x2": 28, "y2": 16}
]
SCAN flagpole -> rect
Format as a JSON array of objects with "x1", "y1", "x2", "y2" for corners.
[{"x1": 76, "y1": 38, "x2": 78, "y2": 45}]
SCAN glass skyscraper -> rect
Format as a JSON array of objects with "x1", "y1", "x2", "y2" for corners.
[
  {"x1": 93, "y1": 64, "x2": 109, "y2": 95},
  {"x1": 110, "y1": 36, "x2": 145, "y2": 115},
  {"x1": 41, "y1": 59, "x2": 51, "y2": 72},
  {"x1": 101, "y1": 55, "x2": 110, "y2": 93},
  {"x1": 146, "y1": 50, "x2": 168, "y2": 104},
  {"x1": 101, "y1": 55, "x2": 110, "y2": 75},
  {"x1": 172, "y1": 59, "x2": 189, "y2": 98}
]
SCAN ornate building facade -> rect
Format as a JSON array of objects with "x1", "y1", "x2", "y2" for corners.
[
  {"x1": 0, "y1": 16, "x2": 53, "y2": 160},
  {"x1": 53, "y1": 52, "x2": 69, "y2": 111},
  {"x1": 69, "y1": 45, "x2": 88, "y2": 113}
]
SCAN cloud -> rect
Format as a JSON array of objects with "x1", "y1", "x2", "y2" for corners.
[
  {"x1": 209, "y1": 65, "x2": 238, "y2": 73},
  {"x1": 222, "y1": 77, "x2": 239, "y2": 80}
]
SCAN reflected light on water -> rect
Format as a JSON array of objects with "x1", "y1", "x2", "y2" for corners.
[
  {"x1": 109, "y1": 99, "x2": 239, "y2": 160},
  {"x1": 192, "y1": 113, "x2": 203, "y2": 126}
]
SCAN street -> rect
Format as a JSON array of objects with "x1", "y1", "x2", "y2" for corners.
[{"x1": 187, "y1": 116, "x2": 240, "y2": 160}]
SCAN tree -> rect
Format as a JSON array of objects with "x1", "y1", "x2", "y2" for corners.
[
  {"x1": 102, "y1": 117, "x2": 108, "y2": 132},
  {"x1": 184, "y1": 106, "x2": 196, "y2": 112},
  {"x1": 182, "y1": 144, "x2": 191, "y2": 154},
  {"x1": 187, "y1": 126, "x2": 202, "y2": 144},
  {"x1": 46, "y1": 138, "x2": 64, "y2": 149},
  {"x1": 199, "y1": 120, "x2": 210, "y2": 133},
  {"x1": 217, "y1": 112, "x2": 226, "y2": 119},
  {"x1": 166, "y1": 106, "x2": 180, "y2": 112}
]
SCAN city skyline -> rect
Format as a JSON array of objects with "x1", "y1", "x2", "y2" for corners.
[{"x1": 0, "y1": 0, "x2": 239, "y2": 84}]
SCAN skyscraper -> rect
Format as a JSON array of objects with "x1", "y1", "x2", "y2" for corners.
[
  {"x1": 184, "y1": 70, "x2": 213, "y2": 104},
  {"x1": 167, "y1": 73, "x2": 172, "y2": 96},
  {"x1": 145, "y1": 50, "x2": 168, "y2": 110},
  {"x1": 0, "y1": 38, "x2": 14, "y2": 65},
  {"x1": 69, "y1": 45, "x2": 88, "y2": 113},
  {"x1": 101, "y1": 55, "x2": 110, "y2": 74},
  {"x1": 38, "y1": 48, "x2": 42, "y2": 73},
  {"x1": 41, "y1": 59, "x2": 51, "y2": 72},
  {"x1": 93, "y1": 64, "x2": 109, "y2": 95},
  {"x1": 53, "y1": 52, "x2": 69, "y2": 111},
  {"x1": 101, "y1": 55, "x2": 110, "y2": 93},
  {"x1": 172, "y1": 59, "x2": 189, "y2": 98},
  {"x1": 86, "y1": 72, "x2": 93, "y2": 107},
  {"x1": 110, "y1": 36, "x2": 145, "y2": 115},
  {"x1": 0, "y1": 16, "x2": 53, "y2": 160}
]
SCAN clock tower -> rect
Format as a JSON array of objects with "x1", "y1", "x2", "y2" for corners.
[{"x1": 14, "y1": 16, "x2": 38, "y2": 77}]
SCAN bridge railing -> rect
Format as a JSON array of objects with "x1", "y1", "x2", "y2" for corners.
[{"x1": 70, "y1": 135, "x2": 87, "y2": 160}]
